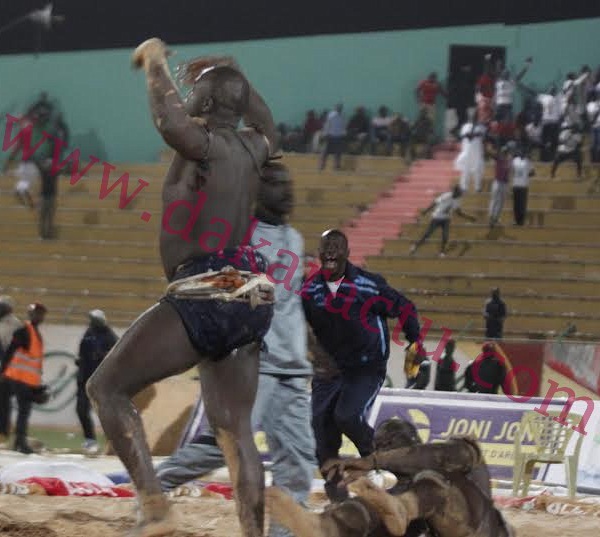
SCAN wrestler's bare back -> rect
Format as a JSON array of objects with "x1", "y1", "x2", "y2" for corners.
[{"x1": 160, "y1": 127, "x2": 268, "y2": 281}]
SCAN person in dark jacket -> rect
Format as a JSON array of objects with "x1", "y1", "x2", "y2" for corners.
[
  {"x1": 483, "y1": 288, "x2": 507, "y2": 339},
  {"x1": 76, "y1": 310, "x2": 118, "y2": 453},
  {"x1": 464, "y1": 343, "x2": 509, "y2": 395},
  {"x1": 434, "y1": 339, "x2": 458, "y2": 392},
  {"x1": 301, "y1": 229, "x2": 421, "y2": 501}
]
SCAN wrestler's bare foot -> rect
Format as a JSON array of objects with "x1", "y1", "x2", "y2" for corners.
[
  {"x1": 266, "y1": 487, "x2": 325, "y2": 537},
  {"x1": 126, "y1": 516, "x2": 176, "y2": 537},
  {"x1": 348, "y1": 477, "x2": 409, "y2": 537},
  {"x1": 126, "y1": 494, "x2": 176, "y2": 537}
]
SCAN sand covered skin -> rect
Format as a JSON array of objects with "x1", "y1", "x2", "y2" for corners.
[{"x1": 0, "y1": 494, "x2": 599, "y2": 537}]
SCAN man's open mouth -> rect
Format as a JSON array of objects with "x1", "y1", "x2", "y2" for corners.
[{"x1": 323, "y1": 257, "x2": 337, "y2": 270}]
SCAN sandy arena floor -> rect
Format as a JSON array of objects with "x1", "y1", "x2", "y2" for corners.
[{"x1": 0, "y1": 494, "x2": 599, "y2": 537}]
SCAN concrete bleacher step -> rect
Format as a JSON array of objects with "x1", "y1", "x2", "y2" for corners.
[
  {"x1": 1, "y1": 271, "x2": 164, "y2": 294},
  {"x1": 381, "y1": 237, "x2": 600, "y2": 262},
  {"x1": 461, "y1": 193, "x2": 600, "y2": 211},
  {"x1": 405, "y1": 308, "x2": 600, "y2": 337},
  {"x1": 366, "y1": 255, "x2": 598, "y2": 278},
  {"x1": 399, "y1": 222, "x2": 599, "y2": 243},
  {"x1": 383, "y1": 272, "x2": 600, "y2": 298},
  {"x1": 407, "y1": 291, "x2": 600, "y2": 316}
]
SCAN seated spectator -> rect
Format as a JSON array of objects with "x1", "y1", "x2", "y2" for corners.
[
  {"x1": 409, "y1": 108, "x2": 435, "y2": 161},
  {"x1": 389, "y1": 114, "x2": 411, "y2": 158},
  {"x1": 370, "y1": 106, "x2": 393, "y2": 155},
  {"x1": 551, "y1": 120, "x2": 583, "y2": 181},
  {"x1": 303, "y1": 110, "x2": 322, "y2": 153},
  {"x1": 346, "y1": 106, "x2": 370, "y2": 154},
  {"x1": 416, "y1": 72, "x2": 446, "y2": 121}
]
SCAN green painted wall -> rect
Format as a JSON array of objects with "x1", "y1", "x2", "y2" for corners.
[{"x1": 1, "y1": 18, "x2": 598, "y2": 162}]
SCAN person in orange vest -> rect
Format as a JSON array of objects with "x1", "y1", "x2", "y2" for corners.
[{"x1": 0, "y1": 303, "x2": 47, "y2": 454}]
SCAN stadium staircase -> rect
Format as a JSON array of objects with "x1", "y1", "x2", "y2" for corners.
[
  {"x1": 364, "y1": 157, "x2": 600, "y2": 340},
  {"x1": 344, "y1": 143, "x2": 458, "y2": 265}
]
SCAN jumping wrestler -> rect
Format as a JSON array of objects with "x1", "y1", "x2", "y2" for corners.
[
  {"x1": 267, "y1": 419, "x2": 514, "y2": 537},
  {"x1": 87, "y1": 40, "x2": 277, "y2": 537}
]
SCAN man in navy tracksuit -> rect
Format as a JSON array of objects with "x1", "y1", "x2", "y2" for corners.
[{"x1": 301, "y1": 229, "x2": 421, "y2": 501}]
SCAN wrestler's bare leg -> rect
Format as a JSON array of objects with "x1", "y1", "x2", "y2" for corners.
[
  {"x1": 266, "y1": 487, "x2": 325, "y2": 537},
  {"x1": 200, "y1": 342, "x2": 264, "y2": 537},
  {"x1": 349, "y1": 478, "x2": 417, "y2": 536},
  {"x1": 87, "y1": 302, "x2": 223, "y2": 536}
]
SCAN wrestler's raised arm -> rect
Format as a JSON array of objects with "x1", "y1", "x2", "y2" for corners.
[
  {"x1": 132, "y1": 38, "x2": 210, "y2": 161},
  {"x1": 177, "y1": 54, "x2": 278, "y2": 152}
]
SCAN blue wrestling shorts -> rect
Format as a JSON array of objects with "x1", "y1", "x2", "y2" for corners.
[{"x1": 162, "y1": 247, "x2": 273, "y2": 360}]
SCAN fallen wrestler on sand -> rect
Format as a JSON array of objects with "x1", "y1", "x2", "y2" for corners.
[
  {"x1": 267, "y1": 418, "x2": 515, "y2": 537},
  {"x1": 87, "y1": 39, "x2": 278, "y2": 537}
]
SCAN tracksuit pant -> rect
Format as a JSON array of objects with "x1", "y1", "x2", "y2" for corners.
[{"x1": 311, "y1": 364, "x2": 386, "y2": 470}]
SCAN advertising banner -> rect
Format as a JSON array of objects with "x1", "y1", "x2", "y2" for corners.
[
  {"x1": 545, "y1": 340, "x2": 600, "y2": 396},
  {"x1": 183, "y1": 388, "x2": 596, "y2": 483}
]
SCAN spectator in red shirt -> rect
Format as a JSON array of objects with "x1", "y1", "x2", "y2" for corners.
[
  {"x1": 416, "y1": 72, "x2": 446, "y2": 121},
  {"x1": 476, "y1": 55, "x2": 496, "y2": 125}
]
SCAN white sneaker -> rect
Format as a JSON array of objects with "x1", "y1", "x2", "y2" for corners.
[
  {"x1": 82, "y1": 439, "x2": 99, "y2": 455},
  {"x1": 367, "y1": 470, "x2": 385, "y2": 488}
]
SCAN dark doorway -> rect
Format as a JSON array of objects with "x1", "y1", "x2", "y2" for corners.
[{"x1": 447, "y1": 45, "x2": 506, "y2": 109}]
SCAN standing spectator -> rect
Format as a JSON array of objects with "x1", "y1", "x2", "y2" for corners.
[
  {"x1": 454, "y1": 111, "x2": 486, "y2": 192},
  {"x1": 464, "y1": 343, "x2": 509, "y2": 395},
  {"x1": 511, "y1": 149, "x2": 534, "y2": 226},
  {"x1": 434, "y1": 339, "x2": 458, "y2": 392},
  {"x1": 370, "y1": 106, "x2": 393, "y2": 155},
  {"x1": 319, "y1": 104, "x2": 346, "y2": 170},
  {"x1": 346, "y1": 106, "x2": 370, "y2": 154},
  {"x1": 475, "y1": 54, "x2": 497, "y2": 125},
  {"x1": 524, "y1": 119, "x2": 543, "y2": 158},
  {"x1": 303, "y1": 110, "x2": 321, "y2": 153},
  {"x1": 537, "y1": 86, "x2": 561, "y2": 161},
  {"x1": 76, "y1": 309, "x2": 118, "y2": 453},
  {"x1": 0, "y1": 303, "x2": 47, "y2": 453},
  {"x1": 405, "y1": 355, "x2": 431, "y2": 390},
  {"x1": 409, "y1": 185, "x2": 476, "y2": 257},
  {"x1": 561, "y1": 69, "x2": 590, "y2": 119},
  {"x1": 38, "y1": 112, "x2": 70, "y2": 239},
  {"x1": 488, "y1": 144, "x2": 512, "y2": 227},
  {"x1": 0, "y1": 297, "x2": 23, "y2": 447},
  {"x1": 156, "y1": 165, "x2": 316, "y2": 537},
  {"x1": 416, "y1": 72, "x2": 446, "y2": 122},
  {"x1": 301, "y1": 229, "x2": 421, "y2": 501},
  {"x1": 494, "y1": 58, "x2": 532, "y2": 121},
  {"x1": 484, "y1": 288, "x2": 507, "y2": 339},
  {"x1": 587, "y1": 91, "x2": 600, "y2": 167},
  {"x1": 551, "y1": 121, "x2": 583, "y2": 181}
]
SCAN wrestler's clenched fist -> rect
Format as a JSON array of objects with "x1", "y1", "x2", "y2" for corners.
[{"x1": 132, "y1": 37, "x2": 170, "y2": 70}]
